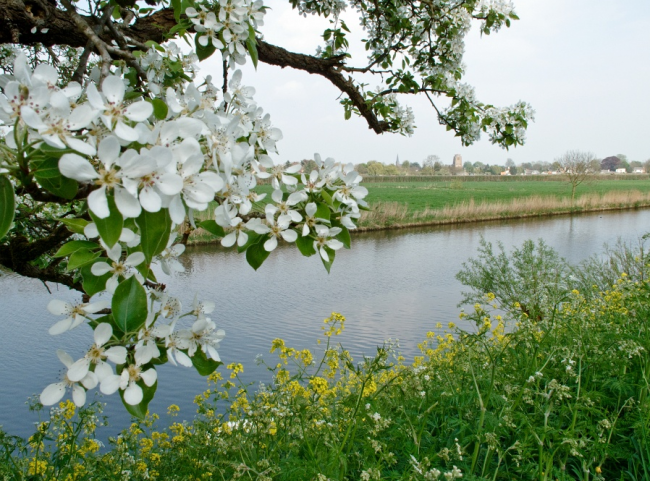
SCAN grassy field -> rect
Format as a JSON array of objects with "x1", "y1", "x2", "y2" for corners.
[
  {"x1": 356, "y1": 179, "x2": 650, "y2": 229},
  {"x1": 363, "y1": 179, "x2": 650, "y2": 213}
]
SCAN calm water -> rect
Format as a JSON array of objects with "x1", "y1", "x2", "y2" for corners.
[{"x1": 1, "y1": 209, "x2": 649, "y2": 439}]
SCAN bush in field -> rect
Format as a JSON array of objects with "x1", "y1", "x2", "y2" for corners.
[{"x1": 3, "y1": 242, "x2": 650, "y2": 480}]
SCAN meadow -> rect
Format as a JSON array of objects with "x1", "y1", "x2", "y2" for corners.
[
  {"x1": 356, "y1": 179, "x2": 650, "y2": 230},
  {"x1": 362, "y1": 178, "x2": 650, "y2": 213}
]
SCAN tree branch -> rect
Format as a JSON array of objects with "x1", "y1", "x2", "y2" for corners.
[
  {"x1": 0, "y1": 225, "x2": 82, "y2": 292},
  {"x1": 256, "y1": 41, "x2": 390, "y2": 134}
]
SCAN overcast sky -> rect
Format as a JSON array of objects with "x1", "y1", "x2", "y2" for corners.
[{"x1": 201, "y1": 1, "x2": 650, "y2": 166}]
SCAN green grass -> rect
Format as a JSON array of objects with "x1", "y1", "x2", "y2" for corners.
[{"x1": 364, "y1": 179, "x2": 650, "y2": 214}]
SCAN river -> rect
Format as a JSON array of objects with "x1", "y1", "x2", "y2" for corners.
[{"x1": 1, "y1": 209, "x2": 648, "y2": 439}]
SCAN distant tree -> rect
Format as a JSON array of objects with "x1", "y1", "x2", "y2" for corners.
[
  {"x1": 384, "y1": 164, "x2": 399, "y2": 175},
  {"x1": 601, "y1": 156, "x2": 621, "y2": 171},
  {"x1": 402, "y1": 160, "x2": 411, "y2": 170},
  {"x1": 355, "y1": 163, "x2": 369, "y2": 175},
  {"x1": 619, "y1": 159, "x2": 631, "y2": 173},
  {"x1": 617, "y1": 154, "x2": 629, "y2": 164},
  {"x1": 367, "y1": 161, "x2": 386, "y2": 175},
  {"x1": 490, "y1": 165, "x2": 503, "y2": 175},
  {"x1": 521, "y1": 162, "x2": 533, "y2": 171},
  {"x1": 557, "y1": 150, "x2": 595, "y2": 202},
  {"x1": 505, "y1": 158, "x2": 515, "y2": 168},
  {"x1": 509, "y1": 165, "x2": 518, "y2": 175},
  {"x1": 463, "y1": 161, "x2": 474, "y2": 174},
  {"x1": 473, "y1": 161, "x2": 485, "y2": 173},
  {"x1": 588, "y1": 159, "x2": 602, "y2": 173},
  {"x1": 433, "y1": 161, "x2": 442, "y2": 172},
  {"x1": 410, "y1": 162, "x2": 422, "y2": 171},
  {"x1": 424, "y1": 155, "x2": 440, "y2": 169},
  {"x1": 551, "y1": 161, "x2": 562, "y2": 172},
  {"x1": 301, "y1": 158, "x2": 318, "y2": 173}
]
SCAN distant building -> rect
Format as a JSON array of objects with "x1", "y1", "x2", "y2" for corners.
[
  {"x1": 452, "y1": 154, "x2": 463, "y2": 169},
  {"x1": 500, "y1": 170, "x2": 510, "y2": 176},
  {"x1": 395, "y1": 155, "x2": 401, "y2": 167},
  {"x1": 616, "y1": 168, "x2": 627, "y2": 174}
]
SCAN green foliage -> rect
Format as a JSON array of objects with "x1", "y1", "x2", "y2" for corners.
[
  {"x1": 135, "y1": 209, "x2": 172, "y2": 264},
  {"x1": 89, "y1": 195, "x2": 123, "y2": 249},
  {"x1": 456, "y1": 238, "x2": 570, "y2": 320},
  {"x1": 112, "y1": 276, "x2": 148, "y2": 335},
  {"x1": 0, "y1": 176, "x2": 15, "y2": 241}
]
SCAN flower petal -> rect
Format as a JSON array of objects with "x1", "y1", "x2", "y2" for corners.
[
  {"x1": 102, "y1": 76, "x2": 125, "y2": 104},
  {"x1": 67, "y1": 358, "x2": 91, "y2": 382},
  {"x1": 124, "y1": 101, "x2": 153, "y2": 122},
  {"x1": 94, "y1": 322, "x2": 113, "y2": 346},
  {"x1": 72, "y1": 384, "x2": 87, "y2": 407},
  {"x1": 47, "y1": 299, "x2": 71, "y2": 316},
  {"x1": 88, "y1": 186, "x2": 110, "y2": 218},
  {"x1": 114, "y1": 186, "x2": 142, "y2": 219},
  {"x1": 140, "y1": 368, "x2": 157, "y2": 387},
  {"x1": 59, "y1": 154, "x2": 99, "y2": 182},
  {"x1": 124, "y1": 382, "x2": 143, "y2": 405},
  {"x1": 41, "y1": 382, "x2": 66, "y2": 406}
]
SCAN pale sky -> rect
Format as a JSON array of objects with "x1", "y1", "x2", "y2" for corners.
[{"x1": 201, "y1": 1, "x2": 650, "y2": 166}]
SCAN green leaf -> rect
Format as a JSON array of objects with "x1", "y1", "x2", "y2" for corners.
[
  {"x1": 87, "y1": 314, "x2": 116, "y2": 332},
  {"x1": 321, "y1": 190, "x2": 334, "y2": 207},
  {"x1": 54, "y1": 240, "x2": 100, "y2": 258},
  {"x1": 246, "y1": 25, "x2": 258, "y2": 68},
  {"x1": 66, "y1": 248, "x2": 101, "y2": 271},
  {"x1": 112, "y1": 276, "x2": 148, "y2": 334},
  {"x1": 191, "y1": 349, "x2": 222, "y2": 376},
  {"x1": 199, "y1": 220, "x2": 225, "y2": 238},
  {"x1": 331, "y1": 221, "x2": 351, "y2": 249},
  {"x1": 296, "y1": 235, "x2": 316, "y2": 257},
  {"x1": 120, "y1": 379, "x2": 157, "y2": 420},
  {"x1": 315, "y1": 202, "x2": 331, "y2": 222},
  {"x1": 320, "y1": 246, "x2": 335, "y2": 273},
  {"x1": 32, "y1": 158, "x2": 78, "y2": 199},
  {"x1": 89, "y1": 195, "x2": 123, "y2": 248},
  {"x1": 171, "y1": 0, "x2": 181, "y2": 22},
  {"x1": 195, "y1": 35, "x2": 216, "y2": 61},
  {"x1": 151, "y1": 98, "x2": 168, "y2": 120},
  {"x1": 0, "y1": 176, "x2": 15, "y2": 241},
  {"x1": 237, "y1": 231, "x2": 262, "y2": 253},
  {"x1": 245, "y1": 236, "x2": 271, "y2": 270},
  {"x1": 81, "y1": 261, "x2": 111, "y2": 297},
  {"x1": 135, "y1": 209, "x2": 172, "y2": 264},
  {"x1": 60, "y1": 218, "x2": 89, "y2": 235}
]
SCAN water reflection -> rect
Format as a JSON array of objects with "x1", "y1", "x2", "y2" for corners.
[{"x1": 1, "y1": 209, "x2": 649, "y2": 439}]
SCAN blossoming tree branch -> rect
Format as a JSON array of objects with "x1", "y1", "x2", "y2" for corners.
[{"x1": 0, "y1": 0, "x2": 532, "y2": 417}]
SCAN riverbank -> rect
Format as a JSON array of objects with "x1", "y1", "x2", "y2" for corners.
[
  {"x1": 355, "y1": 190, "x2": 650, "y2": 232},
  {"x1": 188, "y1": 189, "x2": 650, "y2": 244}
]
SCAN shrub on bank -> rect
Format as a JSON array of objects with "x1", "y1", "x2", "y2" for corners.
[{"x1": 2, "y1": 245, "x2": 650, "y2": 480}]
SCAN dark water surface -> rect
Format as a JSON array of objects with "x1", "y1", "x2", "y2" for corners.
[{"x1": 2, "y1": 209, "x2": 649, "y2": 439}]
